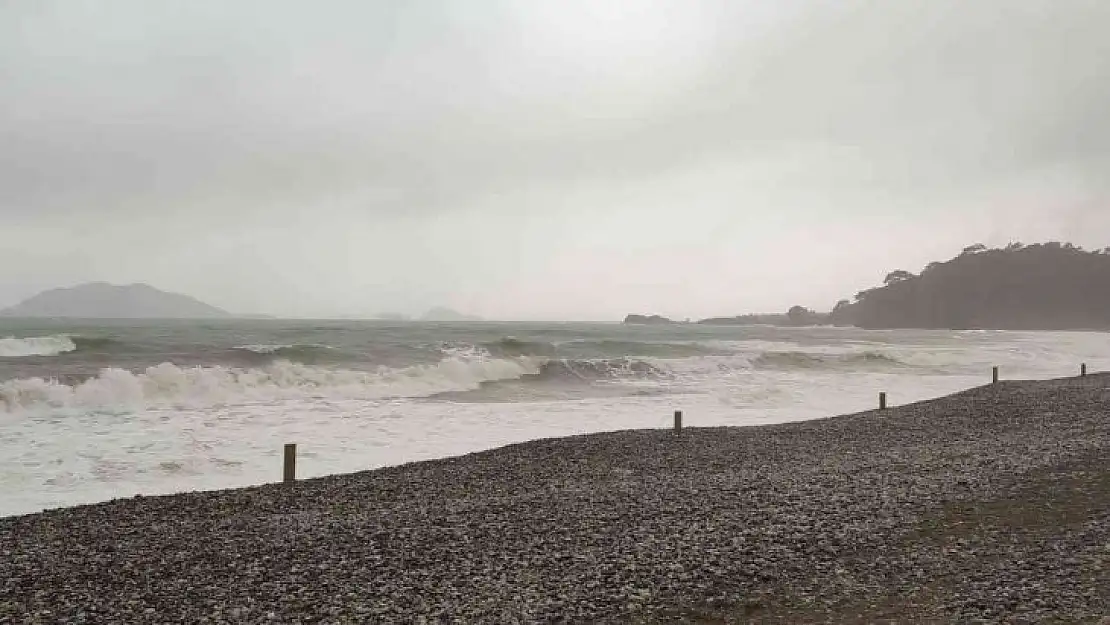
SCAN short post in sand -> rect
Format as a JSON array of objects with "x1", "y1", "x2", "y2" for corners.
[
  {"x1": 1081, "y1": 363, "x2": 1087, "y2": 377},
  {"x1": 283, "y1": 443, "x2": 297, "y2": 484},
  {"x1": 879, "y1": 392, "x2": 887, "y2": 410},
  {"x1": 992, "y1": 366, "x2": 999, "y2": 384},
  {"x1": 673, "y1": 410, "x2": 683, "y2": 434}
]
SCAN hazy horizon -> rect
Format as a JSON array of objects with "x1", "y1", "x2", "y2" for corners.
[{"x1": 3, "y1": 1, "x2": 1108, "y2": 321}]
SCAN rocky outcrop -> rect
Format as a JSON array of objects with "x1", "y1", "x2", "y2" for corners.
[
  {"x1": 623, "y1": 314, "x2": 676, "y2": 325},
  {"x1": 835, "y1": 242, "x2": 1110, "y2": 330}
]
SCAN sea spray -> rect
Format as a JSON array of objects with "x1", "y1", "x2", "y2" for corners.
[{"x1": 0, "y1": 335, "x2": 78, "y2": 358}]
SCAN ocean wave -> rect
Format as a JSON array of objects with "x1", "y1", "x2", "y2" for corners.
[
  {"x1": 481, "y1": 338, "x2": 558, "y2": 357},
  {"x1": 427, "y1": 357, "x2": 672, "y2": 403},
  {"x1": 752, "y1": 350, "x2": 906, "y2": 370},
  {"x1": 526, "y1": 358, "x2": 669, "y2": 382},
  {"x1": 565, "y1": 340, "x2": 718, "y2": 359},
  {"x1": 233, "y1": 344, "x2": 334, "y2": 355},
  {"x1": 0, "y1": 351, "x2": 677, "y2": 413},
  {"x1": 0, "y1": 335, "x2": 132, "y2": 358},
  {"x1": 482, "y1": 337, "x2": 717, "y2": 359},
  {"x1": 228, "y1": 343, "x2": 352, "y2": 365},
  {"x1": 70, "y1": 336, "x2": 125, "y2": 352},
  {"x1": 0, "y1": 335, "x2": 78, "y2": 358},
  {"x1": 0, "y1": 355, "x2": 549, "y2": 413}
]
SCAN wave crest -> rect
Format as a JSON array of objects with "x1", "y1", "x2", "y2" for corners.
[
  {"x1": 481, "y1": 338, "x2": 557, "y2": 357},
  {"x1": 565, "y1": 340, "x2": 716, "y2": 359},
  {"x1": 0, "y1": 335, "x2": 78, "y2": 358},
  {"x1": 529, "y1": 358, "x2": 669, "y2": 382},
  {"x1": 483, "y1": 337, "x2": 716, "y2": 360},
  {"x1": 0, "y1": 355, "x2": 544, "y2": 413},
  {"x1": 0, "y1": 349, "x2": 678, "y2": 412},
  {"x1": 229, "y1": 344, "x2": 349, "y2": 365},
  {"x1": 752, "y1": 350, "x2": 905, "y2": 370},
  {"x1": 70, "y1": 336, "x2": 124, "y2": 352}
]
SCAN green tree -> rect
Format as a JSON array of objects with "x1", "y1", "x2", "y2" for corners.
[{"x1": 787, "y1": 305, "x2": 811, "y2": 325}]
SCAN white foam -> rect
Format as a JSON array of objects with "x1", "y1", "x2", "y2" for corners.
[
  {"x1": 0, "y1": 356, "x2": 543, "y2": 413},
  {"x1": 233, "y1": 344, "x2": 333, "y2": 354},
  {"x1": 0, "y1": 335, "x2": 77, "y2": 358},
  {"x1": 5, "y1": 330, "x2": 1110, "y2": 517}
]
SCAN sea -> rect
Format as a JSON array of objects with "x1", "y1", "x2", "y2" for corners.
[{"x1": 2, "y1": 319, "x2": 1108, "y2": 518}]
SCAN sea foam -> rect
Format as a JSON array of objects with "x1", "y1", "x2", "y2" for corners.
[
  {"x1": 0, "y1": 355, "x2": 543, "y2": 413},
  {"x1": 0, "y1": 335, "x2": 78, "y2": 358}
]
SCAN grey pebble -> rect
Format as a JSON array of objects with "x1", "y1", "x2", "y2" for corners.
[{"x1": 1, "y1": 375, "x2": 1108, "y2": 623}]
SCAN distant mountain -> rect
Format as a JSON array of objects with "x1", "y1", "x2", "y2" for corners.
[
  {"x1": 420, "y1": 307, "x2": 483, "y2": 322},
  {"x1": 0, "y1": 282, "x2": 232, "y2": 319}
]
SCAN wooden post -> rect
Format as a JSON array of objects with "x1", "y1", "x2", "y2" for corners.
[
  {"x1": 283, "y1": 443, "x2": 297, "y2": 483},
  {"x1": 674, "y1": 410, "x2": 682, "y2": 434},
  {"x1": 992, "y1": 366, "x2": 999, "y2": 384},
  {"x1": 1081, "y1": 363, "x2": 1087, "y2": 377},
  {"x1": 879, "y1": 392, "x2": 887, "y2": 410}
]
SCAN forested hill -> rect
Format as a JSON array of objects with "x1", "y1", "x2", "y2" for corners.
[{"x1": 832, "y1": 243, "x2": 1110, "y2": 330}]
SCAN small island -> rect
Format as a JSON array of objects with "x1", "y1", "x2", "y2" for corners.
[{"x1": 622, "y1": 314, "x2": 677, "y2": 325}]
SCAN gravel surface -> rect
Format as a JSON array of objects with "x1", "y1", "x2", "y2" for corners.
[{"x1": 2, "y1": 375, "x2": 1109, "y2": 623}]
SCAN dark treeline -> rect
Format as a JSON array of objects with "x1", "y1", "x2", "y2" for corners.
[
  {"x1": 626, "y1": 307, "x2": 824, "y2": 327},
  {"x1": 625, "y1": 242, "x2": 1110, "y2": 330},
  {"x1": 831, "y1": 242, "x2": 1110, "y2": 330},
  {"x1": 697, "y1": 306, "x2": 824, "y2": 327}
]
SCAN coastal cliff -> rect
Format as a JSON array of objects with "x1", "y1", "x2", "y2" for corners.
[{"x1": 835, "y1": 242, "x2": 1110, "y2": 330}]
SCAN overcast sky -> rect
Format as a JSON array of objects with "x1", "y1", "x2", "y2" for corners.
[{"x1": 2, "y1": 0, "x2": 1108, "y2": 320}]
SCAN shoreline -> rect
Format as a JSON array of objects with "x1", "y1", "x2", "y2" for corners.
[{"x1": 3, "y1": 375, "x2": 1108, "y2": 622}]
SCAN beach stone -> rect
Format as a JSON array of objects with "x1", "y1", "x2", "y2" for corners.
[{"x1": 0, "y1": 375, "x2": 1108, "y2": 622}]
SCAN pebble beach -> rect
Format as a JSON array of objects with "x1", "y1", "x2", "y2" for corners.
[{"x1": 2, "y1": 374, "x2": 1108, "y2": 623}]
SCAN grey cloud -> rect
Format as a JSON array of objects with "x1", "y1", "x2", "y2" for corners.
[
  {"x1": 4, "y1": 0, "x2": 1108, "y2": 217},
  {"x1": 1, "y1": 0, "x2": 1107, "y2": 318}
]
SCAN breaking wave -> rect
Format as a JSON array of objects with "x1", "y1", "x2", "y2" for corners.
[
  {"x1": 0, "y1": 335, "x2": 78, "y2": 358},
  {"x1": 566, "y1": 340, "x2": 719, "y2": 359},
  {"x1": 0, "y1": 333, "x2": 916, "y2": 411},
  {"x1": 0, "y1": 351, "x2": 673, "y2": 413},
  {"x1": 526, "y1": 358, "x2": 669, "y2": 382},
  {"x1": 70, "y1": 336, "x2": 125, "y2": 352},
  {"x1": 0, "y1": 355, "x2": 546, "y2": 413},
  {"x1": 228, "y1": 344, "x2": 353, "y2": 365},
  {"x1": 429, "y1": 357, "x2": 671, "y2": 403},
  {"x1": 752, "y1": 350, "x2": 906, "y2": 370},
  {"x1": 233, "y1": 343, "x2": 334, "y2": 355},
  {"x1": 482, "y1": 337, "x2": 716, "y2": 359},
  {"x1": 0, "y1": 335, "x2": 130, "y2": 358},
  {"x1": 481, "y1": 338, "x2": 558, "y2": 358}
]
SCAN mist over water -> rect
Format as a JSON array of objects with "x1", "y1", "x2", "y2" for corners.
[{"x1": 2, "y1": 320, "x2": 1108, "y2": 517}]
